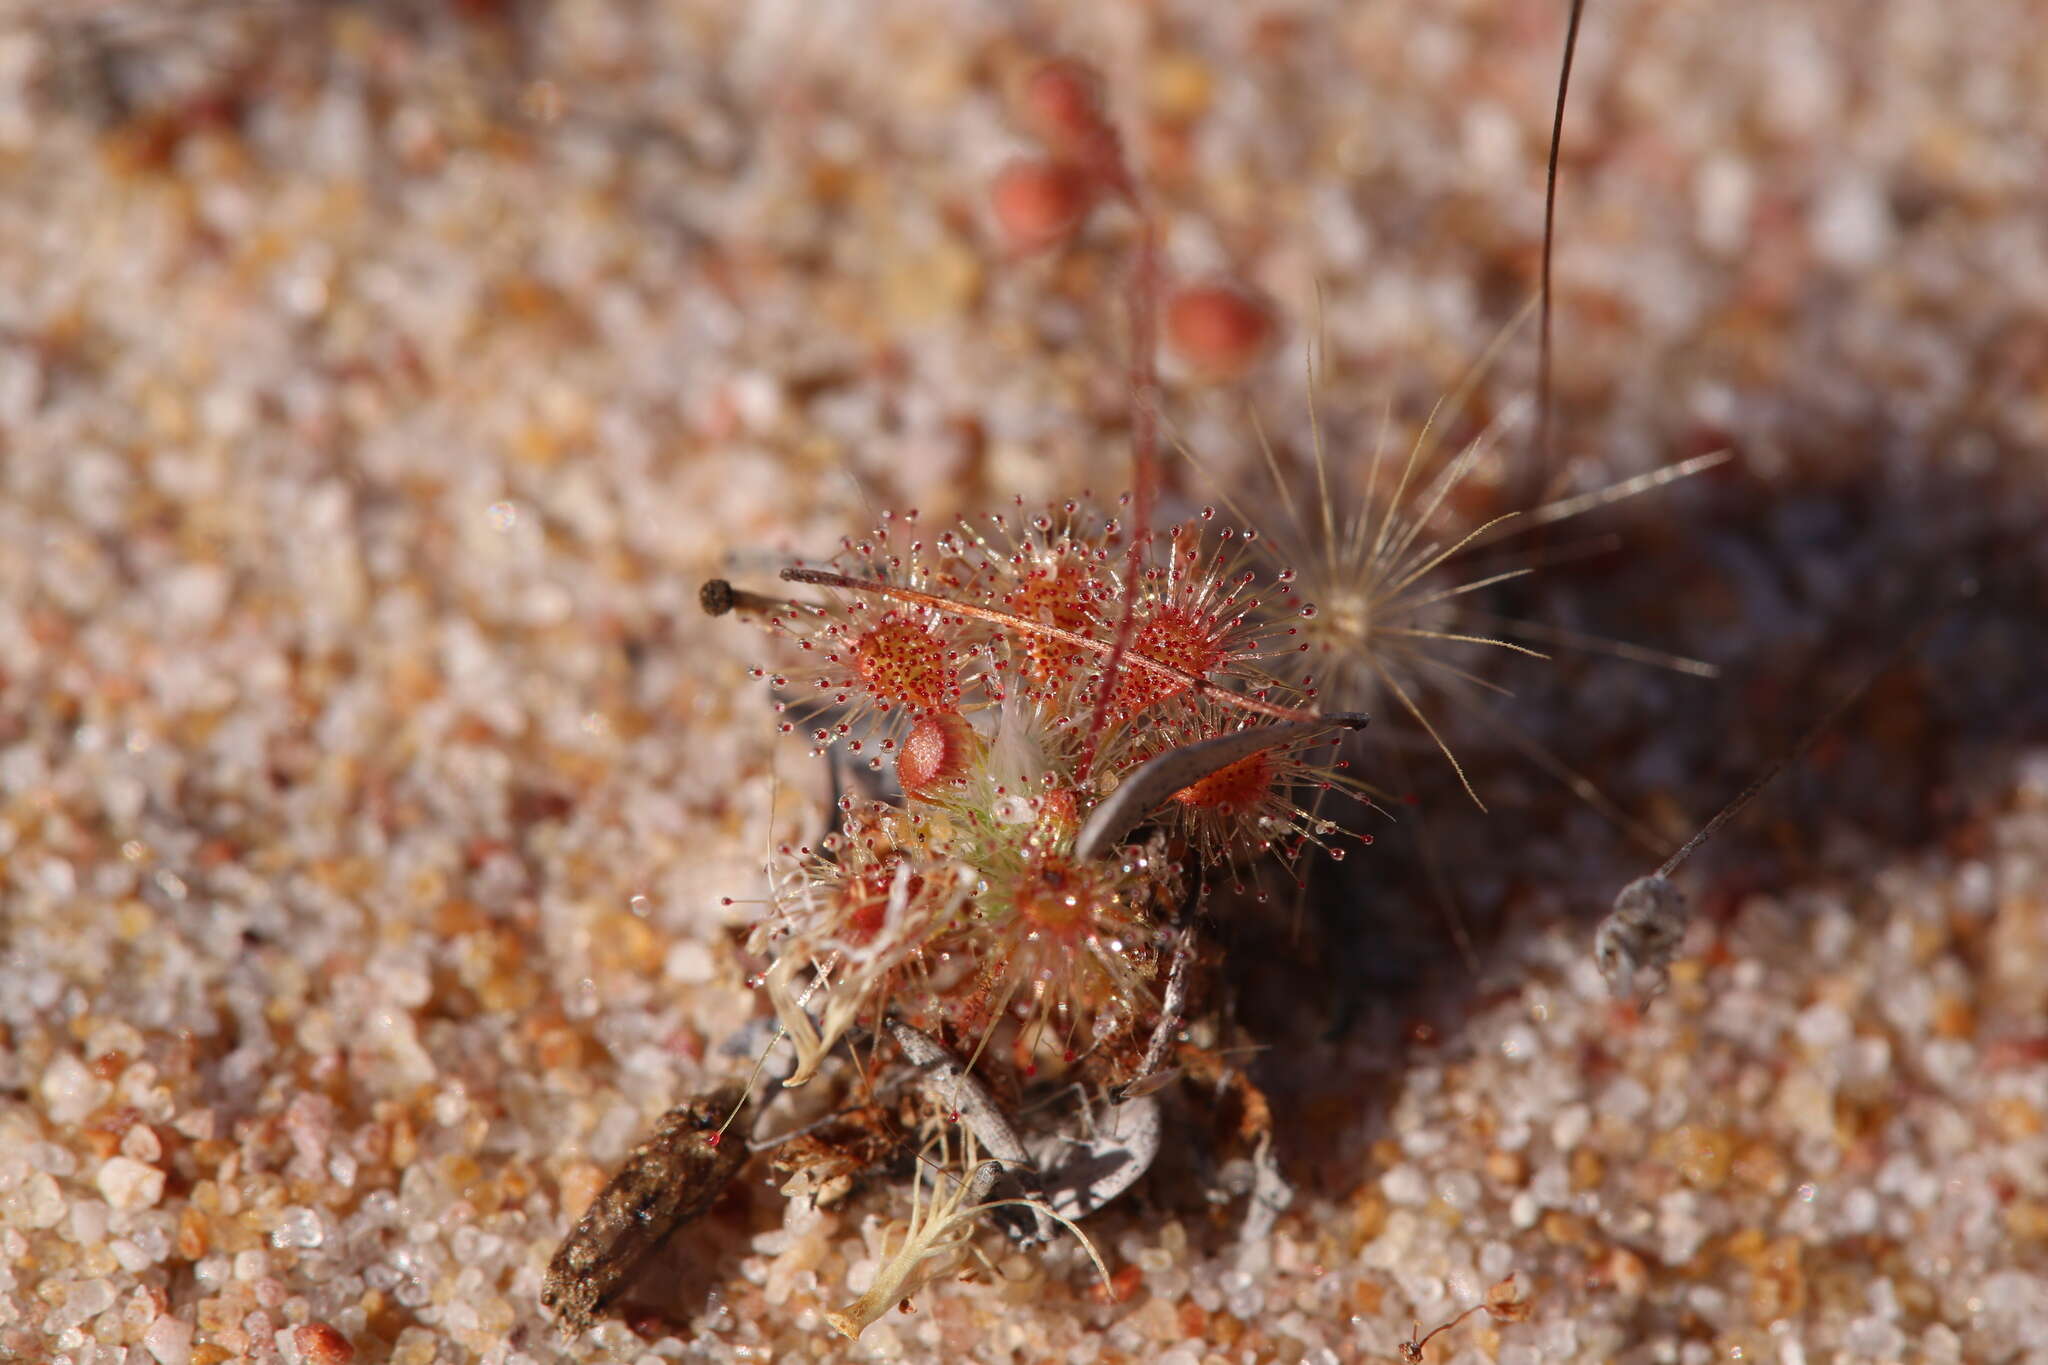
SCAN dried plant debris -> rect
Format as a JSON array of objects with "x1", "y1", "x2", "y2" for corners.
[
  {"x1": 1031, "y1": 1089, "x2": 1162, "y2": 1224},
  {"x1": 824, "y1": 1125, "x2": 1112, "y2": 1341},
  {"x1": 886, "y1": 1020, "x2": 1034, "y2": 1171},
  {"x1": 544, "y1": 1020, "x2": 1173, "y2": 1337},
  {"x1": 767, "y1": 1106, "x2": 903, "y2": 1210},
  {"x1": 541, "y1": 1084, "x2": 751, "y2": 1337},
  {"x1": 1399, "y1": 1274, "x2": 1533, "y2": 1361}
]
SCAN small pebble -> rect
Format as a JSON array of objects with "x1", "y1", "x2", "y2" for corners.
[
  {"x1": 143, "y1": 1315, "x2": 193, "y2": 1365},
  {"x1": 96, "y1": 1157, "x2": 166, "y2": 1212},
  {"x1": 295, "y1": 1322, "x2": 356, "y2": 1365}
]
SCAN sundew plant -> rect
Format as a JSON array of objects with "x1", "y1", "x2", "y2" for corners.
[{"x1": 713, "y1": 496, "x2": 1361, "y2": 1089}]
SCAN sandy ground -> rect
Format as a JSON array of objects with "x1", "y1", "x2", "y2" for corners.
[{"x1": 2, "y1": 2, "x2": 2047, "y2": 1363}]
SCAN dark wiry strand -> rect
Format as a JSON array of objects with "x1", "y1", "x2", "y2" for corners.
[{"x1": 1532, "y1": 0, "x2": 1588, "y2": 501}]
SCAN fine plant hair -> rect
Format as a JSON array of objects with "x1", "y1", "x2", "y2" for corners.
[{"x1": 1185, "y1": 329, "x2": 1728, "y2": 817}]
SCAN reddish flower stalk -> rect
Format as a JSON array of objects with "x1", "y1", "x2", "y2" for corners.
[{"x1": 1002, "y1": 57, "x2": 1167, "y2": 781}]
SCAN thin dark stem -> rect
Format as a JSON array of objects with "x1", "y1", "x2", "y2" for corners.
[{"x1": 1533, "y1": 0, "x2": 1587, "y2": 494}]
